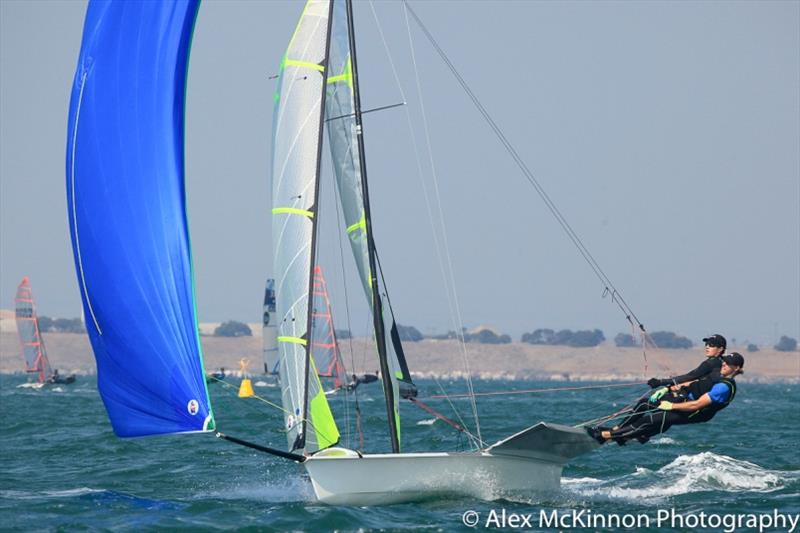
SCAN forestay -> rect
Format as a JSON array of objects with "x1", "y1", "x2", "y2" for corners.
[
  {"x1": 65, "y1": 0, "x2": 214, "y2": 437},
  {"x1": 271, "y1": 0, "x2": 340, "y2": 453}
]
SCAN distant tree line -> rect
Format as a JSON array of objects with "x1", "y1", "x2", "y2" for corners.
[
  {"x1": 396, "y1": 325, "x2": 423, "y2": 342},
  {"x1": 214, "y1": 320, "x2": 252, "y2": 337},
  {"x1": 328, "y1": 323, "x2": 799, "y2": 352},
  {"x1": 521, "y1": 328, "x2": 605, "y2": 347},
  {"x1": 775, "y1": 336, "x2": 798, "y2": 352},
  {"x1": 613, "y1": 331, "x2": 693, "y2": 349},
  {"x1": 430, "y1": 328, "x2": 511, "y2": 344},
  {"x1": 37, "y1": 316, "x2": 85, "y2": 333}
]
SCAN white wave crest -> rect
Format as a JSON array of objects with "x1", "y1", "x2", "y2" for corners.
[
  {"x1": 416, "y1": 418, "x2": 437, "y2": 426},
  {"x1": 561, "y1": 477, "x2": 602, "y2": 485},
  {"x1": 565, "y1": 452, "x2": 789, "y2": 503},
  {"x1": 16, "y1": 382, "x2": 45, "y2": 389},
  {"x1": 0, "y1": 487, "x2": 105, "y2": 500},
  {"x1": 650, "y1": 436, "x2": 678, "y2": 445}
]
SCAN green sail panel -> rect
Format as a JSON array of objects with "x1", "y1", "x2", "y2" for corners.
[
  {"x1": 271, "y1": 0, "x2": 339, "y2": 453},
  {"x1": 325, "y1": 0, "x2": 416, "y2": 445}
]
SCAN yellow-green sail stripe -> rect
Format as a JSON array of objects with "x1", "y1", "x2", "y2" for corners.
[
  {"x1": 346, "y1": 211, "x2": 366, "y2": 234},
  {"x1": 327, "y1": 56, "x2": 352, "y2": 89},
  {"x1": 272, "y1": 207, "x2": 314, "y2": 218},
  {"x1": 277, "y1": 336, "x2": 307, "y2": 346},
  {"x1": 284, "y1": 59, "x2": 325, "y2": 72}
]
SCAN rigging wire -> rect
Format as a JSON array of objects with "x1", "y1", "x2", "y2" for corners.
[
  {"x1": 427, "y1": 381, "x2": 644, "y2": 399},
  {"x1": 368, "y1": 0, "x2": 482, "y2": 449},
  {"x1": 399, "y1": 1, "x2": 483, "y2": 447},
  {"x1": 330, "y1": 161, "x2": 365, "y2": 450},
  {"x1": 370, "y1": 0, "x2": 483, "y2": 447},
  {"x1": 402, "y1": 1, "x2": 651, "y2": 355}
]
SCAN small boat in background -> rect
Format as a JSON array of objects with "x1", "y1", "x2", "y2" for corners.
[{"x1": 14, "y1": 277, "x2": 76, "y2": 385}]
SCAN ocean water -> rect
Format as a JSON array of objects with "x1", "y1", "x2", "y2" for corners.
[{"x1": 1, "y1": 374, "x2": 798, "y2": 531}]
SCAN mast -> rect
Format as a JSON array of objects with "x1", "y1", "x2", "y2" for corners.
[
  {"x1": 344, "y1": 0, "x2": 401, "y2": 453},
  {"x1": 299, "y1": 0, "x2": 336, "y2": 451}
]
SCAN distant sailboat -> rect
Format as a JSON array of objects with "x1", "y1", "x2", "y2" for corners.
[
  {"x1": 262, "y1": 278, "x2": 279, "y2": 375},
  {"x1": 310, "y1": 266, "x2": 347, "y2": 393},
  {"x1": 14, "y1": 277, "x2": 75, "y2": 385},
  {"x1": 66, "y1": 0, "x2": 598, "y2": 505}
]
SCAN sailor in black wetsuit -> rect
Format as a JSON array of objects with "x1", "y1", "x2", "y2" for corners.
[
  {"x1": 591, "y1": 353, "x2": 744, "y2": 445},
  {"x1": 647, "y1": 333, "x2": 726, "y2": 391}
]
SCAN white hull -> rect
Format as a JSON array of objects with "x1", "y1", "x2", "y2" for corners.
[
  {"x1": 304, "y1": 450, "x2": 562, "y2": 505},
  {"x1": 303, "y1": 422, "x2": 599, "y2": 505}
]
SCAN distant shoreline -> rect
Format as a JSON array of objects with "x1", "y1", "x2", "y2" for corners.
[{"x1": 1, "y1": 331, "x2": 798, "y2": 383}]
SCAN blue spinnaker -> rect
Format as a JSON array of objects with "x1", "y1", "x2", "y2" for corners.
[{"x1": 66, "y1": 0, "x2": 213, "y2": 437}]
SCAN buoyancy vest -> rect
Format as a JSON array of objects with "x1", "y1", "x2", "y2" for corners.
[{"x1": 685, "y1": 377, "x2": 737, "y2": 423}]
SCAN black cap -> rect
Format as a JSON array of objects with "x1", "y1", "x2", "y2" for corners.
[
  {"x1": 702, "y1": 334, "x2": 727, "y2": 349},
  {"x1": 722, "y1": 352, "x2": 744, "y2": 368}
]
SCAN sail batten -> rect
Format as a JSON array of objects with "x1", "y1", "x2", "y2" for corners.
[{"x1": 66, "y1": 0, "x2": 213, "y2": 438}]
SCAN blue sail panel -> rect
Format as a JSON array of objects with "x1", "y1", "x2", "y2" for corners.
[{"x1": 65, "y1": 0, "x2": 213, "y2": 437}]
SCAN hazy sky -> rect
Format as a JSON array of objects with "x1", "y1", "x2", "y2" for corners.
[{"x1": 1, "y1": 0, "x2": 798, "y2": 346}]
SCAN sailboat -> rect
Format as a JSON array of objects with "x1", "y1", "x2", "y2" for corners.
[
  {"x1": 66, "y1": 0, "x2": 597, "y2": 505},
  {"x1": 270, "y1": 0, "x2": 598, "y2": 504},
  {"x1": 14, "y1": 277, "x2": 75, "y2": 385},
  {"x1": 262, "y1": 278, "x2": 279, "y2": 376},
  {"x1": 264, "y1": 268, "x2": 353, "y2": 394},
  {"x1": 310, "y1": 266, "x2": 348, "y2": 394}
]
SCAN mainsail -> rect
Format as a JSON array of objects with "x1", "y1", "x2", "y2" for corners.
[
  {"x1": 271, "y1": 0, "x2": 340, "y2": 453},
  {"x1": 65, "y1": 0, "x2": 214, "y2": 437},
  {"x1": 14, "y1": 277, "x2": 54, "y2": 384},
  {"x1": 311, "y1": 266, "x2": 347, "y2": 390},
  {"x1": 325, "y1": 0, "x2": 416, "y2": 450}
]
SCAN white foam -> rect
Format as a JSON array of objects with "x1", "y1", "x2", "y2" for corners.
[
  {"x1": 43, "y1": 487, "x2": 105, "y2": 498},
  {"x1": 561, "y1": 477, "x2": 603, "y2": 485},
  {"x1": 650, "y1": 436, "x2": 678, "y2": 445},
  {"x1": 201, "y1": 476, "x2": 314, "y2": 503},
  {"x1": 16, "y1": 382, "x2": 44, "y2": 389},
  {"x1": 416, "y1": 418, "x2": 437, "y2": 426},
  {"x1": 565, "y1": 452, "x2": 789, "y2": 503},
  {"x1": 0, "y1": 487, "x2": 104, "y2": 500}
]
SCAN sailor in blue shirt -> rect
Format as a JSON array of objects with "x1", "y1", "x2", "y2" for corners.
[{"x1": 590, "y1": 353, "x2": 744, "y2": 445}]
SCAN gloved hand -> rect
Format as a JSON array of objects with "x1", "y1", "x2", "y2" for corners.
[
  {"x1": 649, "y1": 386, "x2": 668, "y2": 403},
  {"x1": 647, "y1": 377, "x2": 663, "y2": 388},
  {"x1": 658, "y1": 401, "x2": 674, "y2": 411}
]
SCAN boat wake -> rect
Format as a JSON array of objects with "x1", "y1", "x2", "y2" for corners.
[
  {"x1": 562, "y1": 452, "x2": 793, "y2": 503},
  {"x1": 200, "y1": 476, "x2": 314, "y2": 503},
  {"x1": 16, "y1": 382, "x2": 45, "y2": 390}
]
